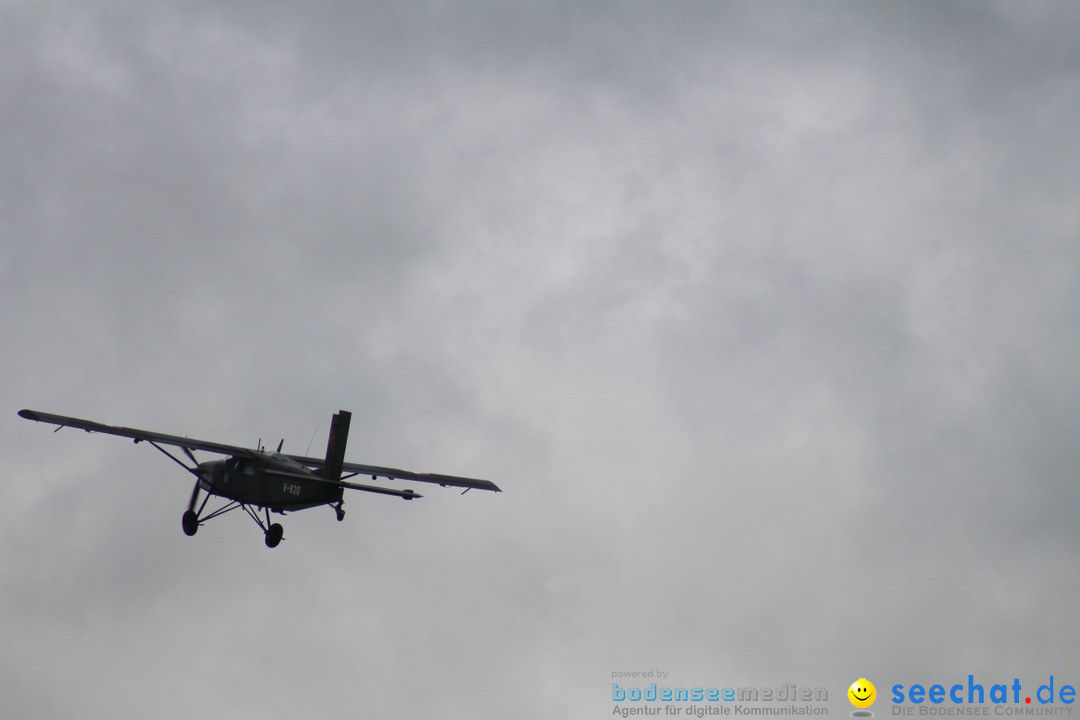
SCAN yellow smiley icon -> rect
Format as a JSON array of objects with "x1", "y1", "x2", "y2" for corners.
[{"x1": 848, "y1": 678, "x2": 876, "y2": 709}]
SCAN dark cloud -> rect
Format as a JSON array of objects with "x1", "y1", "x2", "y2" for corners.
[{"x1": 3, "y1": 2, "x2": 1078, "y2": 718}]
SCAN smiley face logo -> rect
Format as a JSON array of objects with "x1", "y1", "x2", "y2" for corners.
[{"x1": 848, "y1": 678, "x2": 876, "y2": 709}]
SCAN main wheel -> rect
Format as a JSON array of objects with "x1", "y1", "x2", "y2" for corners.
[
  {"x1": 182, "y1": 510, "x2": 199, "y2": 537},
  {"x1": 265, "y1": 523, "x2": 284, "y2": 548}
]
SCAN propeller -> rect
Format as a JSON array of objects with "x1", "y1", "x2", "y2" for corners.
[{"x1": 188, "y1": 477, "x2": 201, "y2": 512}]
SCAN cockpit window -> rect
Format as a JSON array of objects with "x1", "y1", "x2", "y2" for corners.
[{"x1": 270, "y1": 452, "x2": 303, "y2": 469}]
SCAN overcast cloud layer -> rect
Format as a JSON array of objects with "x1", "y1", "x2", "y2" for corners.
[{"x1": 3, "y1": 3, "x2": 1079, "y2": 718}]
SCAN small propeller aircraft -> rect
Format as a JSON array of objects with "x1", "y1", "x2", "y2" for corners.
[{"x1": 18, "y1": 408, "x2": 500, "y2": 548}]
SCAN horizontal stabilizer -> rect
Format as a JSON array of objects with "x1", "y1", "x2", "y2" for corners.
[{"x1": 264, "y1": 467, "x2": 422, "y2": 500}]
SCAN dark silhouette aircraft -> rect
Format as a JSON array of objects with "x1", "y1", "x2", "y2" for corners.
[{"x1": 18, "y1": 408, "x2": 499, "y2": 548}]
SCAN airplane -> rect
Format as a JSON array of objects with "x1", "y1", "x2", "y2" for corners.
[{"x1": 18, "y1": 408, "x2": 500, "y2": 548}]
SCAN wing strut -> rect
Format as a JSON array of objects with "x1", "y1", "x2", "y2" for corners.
[{"x1": 146, "y1": 440, "x2": 200, "y2": 477}]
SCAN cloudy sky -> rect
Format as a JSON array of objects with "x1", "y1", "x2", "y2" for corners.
[{"x1": 3, "y1": 2, "x2": 1079, "y2": 718}]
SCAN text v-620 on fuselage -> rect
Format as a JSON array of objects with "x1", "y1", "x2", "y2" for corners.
[{"x1": 18, "y1": 409, "x2": 500, "y2": 548}]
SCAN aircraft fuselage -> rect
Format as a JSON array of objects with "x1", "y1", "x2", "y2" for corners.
[{"x1": 198, "y1": 454, "x2": 343, "y2": 513}]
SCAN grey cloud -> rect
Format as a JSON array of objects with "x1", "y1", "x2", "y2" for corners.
[{"x1": 2, "y1": 2, "x2": 1079, "y2": 719}]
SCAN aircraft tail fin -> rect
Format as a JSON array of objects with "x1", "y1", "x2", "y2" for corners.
[{"x1": 322, "y1": 410, "x2": 351, "y2": 480}]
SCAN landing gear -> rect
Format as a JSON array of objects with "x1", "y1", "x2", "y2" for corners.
[
  {"x1": 265, "y1": 523, "x2": 284, "y2": 548},
  {"x1": 182, "y1": 474, "x2": 210, "y2": 539},
  {"x1": 181, "y1": 491, "x2": 285, "y2": 549},
  {"x1": 182, "y1": 510, "x2": 199, "y2": 536},
  {"x1": 334, "y1": 502, "x2": 346, "y2": 522}
]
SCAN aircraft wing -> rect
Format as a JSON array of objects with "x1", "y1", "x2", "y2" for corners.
[
  {"x1": 18, "y1": 409, "x2": 260, "y2": 458},
  {"x1": 285, "y1": 452, "x2": 501, "y2": 492},
  {"x1": 20, "y1": 409, "x2": 500, "y2": 493}
]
